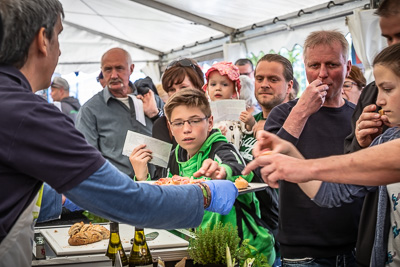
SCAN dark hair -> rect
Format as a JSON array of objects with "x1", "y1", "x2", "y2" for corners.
[
  {"x1": 234, "y1": 58, "x2": 254, "y2": 70},
  {"x1": 348, "y1": 66, "x2": 366, "y2": 90},
  {"x1": 255, "y1": 54, "x2": 294, "y2": 83},
  {"x1": 373, "y1": 42, "x2": 400, "y2": 78},
  {"x1": 164, "y1": 88, "x2": 211, "y2": 121},
  {"x1": 376, "y1": 0, "x2": 400, "y2": 17},
  {"x1": 303, "y1": 30, "x2": 349, "y2": 62},
  {"x1": 162, "y1": 58, "x2": 204, "y2": 93},
  {"x1": 0, "y1": 0, "x2": 64, "y2": 68}
]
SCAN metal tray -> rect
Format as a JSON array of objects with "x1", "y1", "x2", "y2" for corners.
[{"x1": 136, "y1": 180, "x2": 269, "y2": 195}]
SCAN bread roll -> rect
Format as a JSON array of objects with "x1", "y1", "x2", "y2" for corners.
[{"x1": 234, "y1": 177, "x2": 249, "y2": 189}]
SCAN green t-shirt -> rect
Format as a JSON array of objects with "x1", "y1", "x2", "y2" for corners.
[{"x1": 239, "y1": 112, "x2": 264, "y2": 162}]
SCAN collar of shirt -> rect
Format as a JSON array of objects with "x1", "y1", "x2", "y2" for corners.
[{"x1": 0, "y1": 65, "x2": 31, "y2": 92}]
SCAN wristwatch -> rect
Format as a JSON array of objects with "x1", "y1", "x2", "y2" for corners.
[{"x1": 150, "y1": 108, "x2": 163, "y2": 121}]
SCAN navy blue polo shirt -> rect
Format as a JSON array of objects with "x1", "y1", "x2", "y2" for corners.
[{"x1": 0, "y1": 65, "x2": 105, "y2": 242}]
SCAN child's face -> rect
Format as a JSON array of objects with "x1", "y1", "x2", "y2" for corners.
[
  {"x1": 169, "y1": 105, "x2": 213, "y2": 157},
  {"x1": 207, "y1": 71, "x2": 235, "y2": 101},
  {"x1": 375, "y1": 64, "x2": 400, "y2": 126}
]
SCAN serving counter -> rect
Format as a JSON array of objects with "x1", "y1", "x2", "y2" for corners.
[{"x1": 32, "y1": 213, "x2": 195, "y2": 267}]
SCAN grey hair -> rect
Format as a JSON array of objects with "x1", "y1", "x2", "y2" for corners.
[
  {"x1": 238, "y1": 75, "x2": 257, "y2": 107},
  {"x1": 0, "y1": 0, "x2": 64, "y2": 68}
]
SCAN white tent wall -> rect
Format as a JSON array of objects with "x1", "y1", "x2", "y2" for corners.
[
  {"x1": 54, "y1": 0, "x2": 383, "y2": 100},
  {"x1": 347, "y1": 8, "x2": 387, "y2": 83}
]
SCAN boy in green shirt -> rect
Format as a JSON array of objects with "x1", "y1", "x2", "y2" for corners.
[{"x1": 130, "y1": 88, "x2": 275, "y2": 264}]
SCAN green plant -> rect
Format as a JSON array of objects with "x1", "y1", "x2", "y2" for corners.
[
  {"x1": 188, "y1": 222, "x2": 240, "y2": 265},
  {"x1": 235, "y1": 240, "x2": 271, "y2": 267}
]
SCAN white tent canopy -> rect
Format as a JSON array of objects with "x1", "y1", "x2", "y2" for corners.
[{"x1": 56, "y1": 0, "x2": 379, "y2": 83}]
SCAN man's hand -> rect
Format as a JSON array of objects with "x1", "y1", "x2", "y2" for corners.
[
  {"x1": 295, "y1": 79, "x2": 329, "y2": 116},
  {"x1": 281, "y1": 79, "x2": 328, "y2": 138},
  {"x1": 242, "y1": 153, "x2": 310, "y2": 188},
  {"x1": 252, "y1": 130, "x2": 304, "y2": 159},
  {"x1": 193, "y1": 159, "x2": 227, "y2": 180},
  {"x1": 137, "y1": 89, "x2": 158, "y2": 118},
  {"x1": 355, "y1": 104, "x2": 384, "y2": 148},
  {"x1": 129, "y1": 144, "x2": 151, "y2": 181},
  {"x1": 203, "y1": 180, "x2": 238, "y2": 215},
  {"x1": 239, "y1": 110, "x2": 256, "y2": 131}
]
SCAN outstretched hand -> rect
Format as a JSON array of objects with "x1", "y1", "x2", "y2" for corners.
[{"x1": 193, "y1": 159, "x2": 226, "y2": 180}]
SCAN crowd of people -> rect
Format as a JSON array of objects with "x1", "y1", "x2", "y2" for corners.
[{"x1": 1, "y1": 0, "x2": 400, "y2": 266}]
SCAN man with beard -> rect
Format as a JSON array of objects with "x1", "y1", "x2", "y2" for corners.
[
  {"x1": 76, "y1": 48, "x2": 163, "y2": 178},
  {"x1": 264, "y1": 30, "x2": 362, "y2": 266},
  {"x1": 239, "y1": 54, "x2": 293, "y2": 162}
]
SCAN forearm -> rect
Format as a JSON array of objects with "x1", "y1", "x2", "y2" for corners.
[
  {"x1": 281, "y1": 105, "x2": 309, "y2": 138},
  {"x1": 64, "y1": 161, "x2": 204, "y2": 229},
  {"x1": 308, "y1": 139, "x2": 400, "y2": 186}
]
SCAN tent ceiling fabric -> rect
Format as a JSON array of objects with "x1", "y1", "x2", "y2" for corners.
[{"x1": 57, "y1": 0, "x2": 369, "y2": 75}]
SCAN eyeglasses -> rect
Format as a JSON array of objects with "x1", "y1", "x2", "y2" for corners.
[
  {"x1": 170, "y1": 116, "x2": 209, "y2": 129},
  {"x1": 343, "y1": 81, "x2": 357, "y2": 91},
  {"x1": 166, "y1": 58, "x2": 197, "y2": 71}
]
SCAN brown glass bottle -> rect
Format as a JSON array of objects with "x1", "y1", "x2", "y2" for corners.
[
  {"x1": 128, "y1": 227, "x2": 153, "y2": 267},
  {"x1": 105, "y1": 222, "x2": 129, "y2": 266}
]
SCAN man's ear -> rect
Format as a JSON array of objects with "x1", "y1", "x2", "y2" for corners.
[
  {"x1": 36, "y1": 27, "x2": 48, "y2": 56},
  {"x1": 286, "y1": 80, "x2": 293, "y2": 96},
  {"x1": 130, "y1": 64, "x2": 135, "y2": 75},
  {"x1": 346, "y1": 60, "x2": 352, "y2": 77}
]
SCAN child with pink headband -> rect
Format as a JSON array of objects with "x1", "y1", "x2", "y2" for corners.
[{"x1": 203, "y1": 61, "x2": 253, "y2": 149}]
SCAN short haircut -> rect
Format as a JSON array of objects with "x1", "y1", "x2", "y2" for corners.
[
  {"x1": 303, "y1": 30, "x2": 349, "y2": 62},
  {"x1": 162, "y1": 58, "x2": 204, "y2": 93},
  {"x1": 164, "y1": 88, "x2": 211, "y2": 121},
  {"x1": 373, "y1": 42, "x2": 400, "y2": 78},
  {"x1": 376, "y1": 0, "x2": 400, "y2": 17},
  {"x1": 235, "y1": 58, "x2": 254, "y2": 70},
  {"x1": 101, "y1": 47, "x2": 132, "y2": 67},
  {"x1": 255, "y1": 54, "x2": 294, "y2": 82},
  {"x1": 0, "y1": 0, "x2": 64, "y2": 69},
  {"x1": 348, "y1": 66, "x2": 366, "y2": 90}
]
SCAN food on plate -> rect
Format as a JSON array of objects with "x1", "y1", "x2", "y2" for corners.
[
  {"x1": 379, "y1": 109, "x2": 385, "y2": 116},
  {"x1": 153, "y1": 175, "x2": 207, "y2": 185},
  {"x1": 234, "y1": 177, "x2": 249, "y2": 189},
  {"x1": 68, "y1": 222, "x2": 110, "y2": 246}
]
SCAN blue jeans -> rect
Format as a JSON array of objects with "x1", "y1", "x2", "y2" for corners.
[{"x1": 282, "y1": 250, "x2": 356, "y2": 267}]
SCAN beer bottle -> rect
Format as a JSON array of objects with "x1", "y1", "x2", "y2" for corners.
[
  {"x1": 105, "y1": 222, "x2": 129, "y2": 266},
  {"x1": 129, "y1": 227, "x2": 153, "y2": 267}
]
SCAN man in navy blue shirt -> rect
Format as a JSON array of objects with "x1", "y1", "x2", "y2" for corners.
[{"x1": 0, "y1": 1, "x2": 237, "y2": 265}]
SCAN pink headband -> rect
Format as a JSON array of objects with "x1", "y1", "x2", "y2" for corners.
[{"x1": 202, "y1": 61, "x2": 241, "y2": 97}]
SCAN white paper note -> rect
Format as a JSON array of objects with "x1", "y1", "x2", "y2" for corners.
[
  {"x1": 128, "y1": 95, "x2": 146, "y2": 126},
  {"x1": 122, "y1": 130, "x2": 172, "y2": 168},
  {"x1": 210, "y1": 99, "x2": 246, "y2": 122}
]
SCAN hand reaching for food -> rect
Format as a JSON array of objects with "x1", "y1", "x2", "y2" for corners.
[{"x1": 192, "y1": 158, "x2": 226, "y2": 180}]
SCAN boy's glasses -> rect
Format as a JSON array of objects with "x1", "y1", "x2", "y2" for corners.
[
  {"x1": 170, "y1": 116, "x2": 209, "y2": 129},
  {"x1": 166, "y1": 58, "x2": 197, "y2": 71},
  {"x1": 343, "y1": 81, "x2": 357, "y2": 91}
]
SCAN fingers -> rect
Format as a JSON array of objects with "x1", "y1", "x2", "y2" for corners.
[
  {"x1": 242, "y1": 155, "x2": 273, "y2": 175},
  {"x1": 193, "y1": 159, "x2": 224, "y2": 179}
]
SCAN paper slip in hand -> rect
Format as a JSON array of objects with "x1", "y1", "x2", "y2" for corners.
[
  {"x1": 128, "y1": 95, "x2": 146, "y2": 126},
  {"x1": 122, "y1": 131, "x2": 172, "y2": 168},
  {"x1": 210, "y1": 99, "x2": 246, "y2": 122}
]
